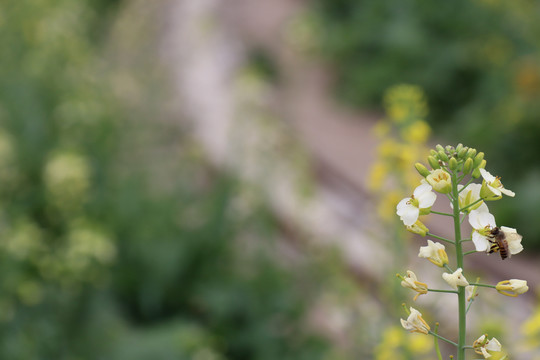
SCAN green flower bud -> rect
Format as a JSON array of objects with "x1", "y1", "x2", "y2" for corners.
[
  {"x1": 457, "y1": 147, "x2": 468, "y2": 159},
  {"x1": 438, "y1": 150, "x2": 449, "y2": 162},
  {"x1": 430, "y1": 149, "x2": 438, "y2": 157},
  {"x1": 471, "y1": 159, "x2": 486, "y2": 178},
  {"x1": 448, "y1": 157, "x2": 458, "y2": 171},
  {"x1": 414, "y1": 163, "x2": 431, "y2": 177},
  {"x1": 466, "y1": 148, "x2": 477, "y2": 159},
  {"x1": 463, "y1": 157, "x2": 473, "y2": 174},
  {"x1": 406, "y1": 220, "x2": 429, "y2": 237},
  {"x1": 473, "y1": 152, "x2": 484, "y2": 168},
  {"x1": 435, "y1": 144, "x2": 445, "y2": 153},
  {"x1": 456, "y1": 143, "x2": 463, "y2": 153},
  {"x1": 428, "y1": 155, "x2": 440, "y2": 170}
]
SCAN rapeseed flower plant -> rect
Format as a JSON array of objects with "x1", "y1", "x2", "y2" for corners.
[{"x1": 395, "y1": 144, "x2": 528, "y2": 359}]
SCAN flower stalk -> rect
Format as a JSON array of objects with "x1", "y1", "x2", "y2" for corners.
[
  {"x1": 450, "y1": 171, "x2": 467, "y2": 360},
  {"x1": 395, "y1": 144, "x2": 527, "y2": 360}
]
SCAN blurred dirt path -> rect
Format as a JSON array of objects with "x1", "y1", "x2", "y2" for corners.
[{"x1": 219, "y1": 0, "x2": 380, "y2": 193}]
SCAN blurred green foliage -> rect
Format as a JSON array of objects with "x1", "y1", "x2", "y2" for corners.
[
  {"x1": 309, "y1": 0, "x2": 540, "y2": 248},
  {"x1": 0, "y1": 0, "x2": 335, "y2": 358}
]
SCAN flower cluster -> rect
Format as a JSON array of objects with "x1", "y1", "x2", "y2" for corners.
[{"x1": 395, "y1": 144, "x2": 528, "y2": 360}]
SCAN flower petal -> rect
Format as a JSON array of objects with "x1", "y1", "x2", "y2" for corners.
[
  {"x1": 400, "y1": 206, "x2": 420, "y2": 226},
  {"x1": 500, "y1": 188, "x2": 515, "y2": 197},
  {"x1": 480, "y1": 168, "x2": 495, "y2": 183},
  {"x1": 396, "y1": 198, "x2": 411, "y2": 216},
  {"x1": 413, "y1": 184, "x2": 433, "y2": 198},
  {"x1": 472, "y1": 232, "x2": 489, "y2": 252},
  {"x1": 418, "y1": 190, "x2": 436, "y2": 208}
]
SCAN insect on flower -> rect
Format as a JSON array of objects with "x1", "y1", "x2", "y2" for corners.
[{"x1": 487, "y1": 227, "x2": 523, "y2": 260}]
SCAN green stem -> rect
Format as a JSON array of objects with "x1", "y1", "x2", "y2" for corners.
[
  {"x1": 443, "y1": 263, "x2": 455, "y2": 273},
  {"x1": 427, "y1": 232, "x2": 454, "y2": 245},
  {"x1": 466, "y1": 298, "x2": 474, "y2": 314},
  {"x1": 469, "y1": 283, "x2": 496, "y2": 289},
  {"x1": 464, "y1": 250, "x2": 477, "y2": 256},
  {"x1": 434, "y1": 323, "x2": 444, "y2": 360},
  {"x1": 429, "y1": 288, "x2": 458, "y2": 294},
  {"x1": 451, "y1": 171, "x2": 466, "y2": 360},
  {"x1": 431, "y1": 210, "x2": 454, "y2": 217},
  {"x1": 429, "y1": 330, "x2": 458, "y2": 347}
]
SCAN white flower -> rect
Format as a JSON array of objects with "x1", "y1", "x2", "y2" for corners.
[
  {"x1": 442, "y1": 268, "x2": 469, "y2": 290},
  {"x1": 399, "y1": 270, "x2": 428, "y2": 301},
  {"x1": 400, "y1": 307, "x2": 430, "y2": 334},
  {"x1": 468, "y1": 209, "x2": 497, "y2": 252},
  {"x1": 418, "y1": 240, "x2": 448, "y2": 267},
  {"x1": 456, "y1": 183, "x2": 488, "y2": 214},
  {"x1": 496, "y1": 279, "x2": 529, "y2": 297},
  {"x1": 479, "y1": 168, "x2": 515, "y2": 200},
  {"x1": 396, "y1": 184, "x2": 436, "y2": 226},
  {"x1": 473, "y1": 335, "x2": 505, "y2": 359},
  {"x1": 498, "y1": 226, "x2": 524, "y2": 255}
]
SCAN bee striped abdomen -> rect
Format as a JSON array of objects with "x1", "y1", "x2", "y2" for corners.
[
  {"x1": 497, "y1": 238, "x2": 509, "y2": 260},
  {"x1": 488, "y1": 227, "x2": 510, "y2": 260}
]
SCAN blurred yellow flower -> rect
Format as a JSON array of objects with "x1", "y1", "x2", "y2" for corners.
[
  {"x1": 400, "y1": 120, "x2": 431, "y2": 144},
  {"x1": 368, "y1": 162, "x2": 389, "y2": 191},
  {"x1": 384, "y1": 84, "x2": 428, "y2": 124},
  {"x1": 375, "y1": 326, "x2": 432, "y2": 360},
  {"x1": 372, "y1": 120, "x2": 391, "y2": 138}
]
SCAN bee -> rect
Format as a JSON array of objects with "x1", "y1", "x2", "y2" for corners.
[{"x1": 487, "y1": 227, "x2": 509, "y2": 260}]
